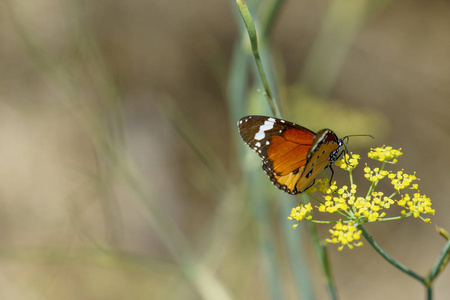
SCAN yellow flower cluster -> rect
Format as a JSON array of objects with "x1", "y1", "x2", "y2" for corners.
[
  {"x1": 388, "y1": 170, "x2": 419, "y2": 191},
  {"x1": 315, "y1": 178, "x2": 334, "y2": 193},
  {"x1": 368, "y1": 145, "x2": 403, "y2": 163},
  {"x1": 287, "y1": 145, "x2": 435, "y2": 250},
  {"x1": 364, "y1": 166, "x2": 389, "y2": 182},
  {"x1": 398, "y1": 193, "x2": 435, "y2": 221},
  {"x1": 288, "y1": 203, "x2": 313, "y2": 228},
  {"x1": 317, "y1": 183, "x2": 393, "y2": 223},
  {"x1": 318, "y1": 183, "x2": 356, "y2": 213},
  {"x1": 335, "y1": 153, "x2": 360, "y2": 171},
  {"x1": 326, "y1": 221, "x2": 363, "y2": 251},
  {"x1": 351, "y1": 192, "x2": 394, "y2": 222}
]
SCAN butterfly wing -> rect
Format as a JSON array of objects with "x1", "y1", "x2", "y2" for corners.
[
  {"x1": 294, "y1": 129, "x2": 341, "y2": 193},
  {"x1": 238, "y1": 116, "x2": 317, "y2": 194}
]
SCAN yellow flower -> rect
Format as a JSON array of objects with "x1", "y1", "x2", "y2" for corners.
[
  {"x1": 318, "y1": 183, "x2": 359, "y2": 215},
  {"x1": 288, "y1": 203, "x2": 313, "y2": 228},
  {"x1": 390, "y1": 170, "x2": 419, "y2": 191},
  {"x1": 314, "y1": 178, "x2": 331, "y2": 193},
  {"x1": 335, "y1": 153, "x2": 360, "y2": 171},
  {"x1": 326, "y1": 221, "x2": 363, "y2": 250},
  {"x1": 368, "y1": 145, "x2": 403, "y2": 163},
  {"x1": 397, "y1": 192, "x2": 435, "y2": 221},
  {"x1": 286, "y1": 144, "x2": 435, "y2": 249},
  {"x1": 364, "y1": 165, "x2": 390, "y2": 183}
]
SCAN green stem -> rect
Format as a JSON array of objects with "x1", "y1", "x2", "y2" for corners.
[
  {"x1": 310, "y1": 220, "x2": 340, "y2": 224},
  {"x1": 236, "y1": 0, "x2": 282, "y2": 118},
  {"x1": 373, "y1": 214, "x2": 411, "y2": 222},
  {"x1": 358, "y1": 225, "x2": 426, "y2": 285},
  {"x1": 427, "y1": 287, "x2": 432, "y2": 300},
  {"x1": 426, "y1": 238, "x2": 450, "y2": 284},
  {"x1": 308, "y1": 222, "x2": 338, "y2": 300}
]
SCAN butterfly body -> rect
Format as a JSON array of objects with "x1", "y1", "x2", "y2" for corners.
[{"x1": 238, "y1": 115, "x2": 342, "y2": 195}]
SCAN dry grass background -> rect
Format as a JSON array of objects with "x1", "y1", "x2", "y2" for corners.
[{"x1": 1, "y1": 0, "x2": 450, "y2": 299}]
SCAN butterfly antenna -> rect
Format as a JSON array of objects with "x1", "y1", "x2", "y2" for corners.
[
  {"x1": 340, "y1": 134, "x2": 374, "y2": 165},
  {"x1": 343, "y1": 134, "x2": 374, "y2": 141}
]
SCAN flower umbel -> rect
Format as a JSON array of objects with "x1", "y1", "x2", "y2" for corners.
[
  {"x1": 326, "y1": 221, "x2": 363, "y2": 251},
  {"x1": 364, "y1": 166, "x2": 389, "y2": 182},
  {"x1": 398, "y1": 192, "x2": 435, "y2": 221},
  {"x1": 335, "y1": 153, "x2": 360, "y2": 171},
  {"x1": 368, "y1": 145, "x2": 403, "y2": 164},
  {"x1": 288, "y1": 202, "x2": 313, "y2": 229},
  {"x1": 388, "y1": 170, "x2": 419, "y2": 191},
  {"x1": 288, "y1": 146, "x2": 435, "y2": 250}
]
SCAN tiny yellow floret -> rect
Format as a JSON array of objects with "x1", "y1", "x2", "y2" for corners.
[
  {"x1": 368, "y1": 145, "x2": 403, "y2": 163},
  {"x1": 336, "y1": 153, "x2": 360, "y2": 171},
  {"x1": 326, "y1": 221, "x2": 363, "y2": 250}
]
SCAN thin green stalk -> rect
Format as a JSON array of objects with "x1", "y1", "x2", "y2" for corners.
[
  {"x1": 248, "y1": 170, "x2": 285, "y2": 300},
  {"x1": 426, "y1": 238, "x2": 450, "y2": 284},
  {"x1": 280, "y1": 197, "x2": 315, "y2": 300},
  {"x1": 358, "y1": 225, "x2": 426, "y2": 284},
  {"x1": 348, "y1": 170, "x2": 354, "y2": 186},
  {"x1": 236, "y1": 0, "x2": 281, "y2": 118},
  {"x1": 232, "y1": 1, "x2": 293, "y2": 298},
  {"x1": 308, "y1": 220, "x2": 338, "y2": 300}
]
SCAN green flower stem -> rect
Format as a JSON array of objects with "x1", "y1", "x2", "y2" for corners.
[
  {"x1": 388, "y1": 191, "x2": 399, "y2": 199},
  {"x1": 236, "y1": 0, "x2": 282, "y2": 118},
  {"x1": 307, "y1": 221, "x2": 337, "y2": 300},
  {"x1": 372, "y1": 215, "x2": 410, "y2": 222},
  {"x1": 358, "y1": 225, "x2": 426, "y2": 284},
  {"x1": 426, "y1": 238, "x2": 450, "y2": 285},
  {"x1": 310, "y1": 220, "x2": 339, "y2": 224},
  {"x1": 366, "y1": 161, "x2": 387, "y2": 197}
]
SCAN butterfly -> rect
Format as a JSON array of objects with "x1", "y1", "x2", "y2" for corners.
[{"x1": 238, "y1": 115, "x2": 343, "y2": 195}]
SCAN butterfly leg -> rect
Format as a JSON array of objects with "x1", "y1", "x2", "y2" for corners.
[
  {"x1": 304, "y1": 179, "x2": 316, "y2": 192},
  {"x1": 329, "y1": 165, "x2": 335, "y2": 185}
]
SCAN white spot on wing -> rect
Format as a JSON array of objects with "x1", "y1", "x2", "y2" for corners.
[
  {"x1": 254, "y1": 119, "x2": 275, "y2": 140},
  {"x1": 254, "y1": 131, "x2": 265, "y2": 140},
  {"x1": 310, "y1": 130, "x2": 328, "y2": 154},
  {"x1": 255, "y1": 142, "x2": 261, "y2": 148}
]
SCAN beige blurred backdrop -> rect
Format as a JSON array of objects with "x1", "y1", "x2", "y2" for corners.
[{"x1": 1, "y1": 0, "x2": 450, "y2": 299}]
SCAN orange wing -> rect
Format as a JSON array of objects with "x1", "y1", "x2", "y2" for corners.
[
  {"x1": 239, "y1": 116, "x2": 342, "y2": 195},
  {"x1": 293, "y1": 129, "x2": 340, "y2": 193},
  {"x1": 238, "y1": 116, "x2": 341, "y2": 195}
]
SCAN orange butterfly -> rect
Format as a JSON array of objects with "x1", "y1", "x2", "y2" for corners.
[{"x1": 238, "y1": 115, "x2": 343, "y2": 195}]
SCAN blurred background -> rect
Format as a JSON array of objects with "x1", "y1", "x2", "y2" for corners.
[{"x1": 1, "y1": 0, "x2": 450, "y2": 299}]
